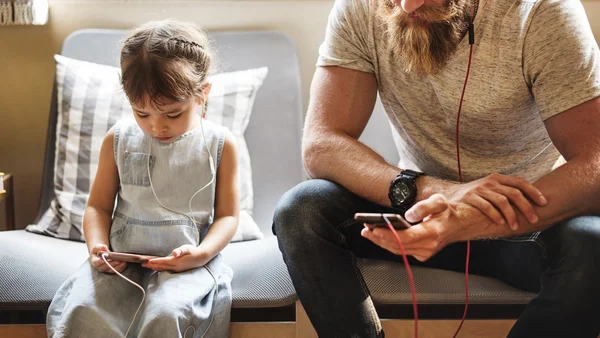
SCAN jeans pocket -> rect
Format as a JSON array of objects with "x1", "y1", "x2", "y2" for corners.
[
  {"x1": 498, "y1": 231, "x2": 541, "y2": 243},
  {"x1": 121, "y1": 151, "x2": 155, "y2": 187},
  {"x1": 499, "y1": 231, "x2": 547, "y2": 251}
]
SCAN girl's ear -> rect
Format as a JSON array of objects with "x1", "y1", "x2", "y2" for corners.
[
  {"x1": 198, "y1": 82, "x2": 212, "y2": 104},
  {"x1": 199, "y1": 82, "x2": 212, "y2": 119}
]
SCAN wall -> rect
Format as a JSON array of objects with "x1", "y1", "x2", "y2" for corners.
[{"x1": 0, "y1": 0, "x2": 599, "y2": 229}]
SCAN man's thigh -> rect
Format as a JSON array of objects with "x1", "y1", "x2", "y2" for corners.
[{"x1": 346, "y1": 219, "x2": 544, "y2": 293}]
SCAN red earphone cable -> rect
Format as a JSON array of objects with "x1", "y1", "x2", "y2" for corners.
[
  {"x1": 386, "y1": 44, "x2": 473, "y2": 338},
  {"x1": 387, "y1": 13, "x2": 476, "y2": 338},
  {"x1": 452, "y1": 34, "x2": 475, "y2": 338},
  {"x1": 455, "y1": 43, "x2": 474, "y2": 184},
  {"x1": 383, "y1": 215, "x2": 419, "y2": 338}
]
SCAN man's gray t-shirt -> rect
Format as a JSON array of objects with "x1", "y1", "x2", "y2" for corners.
[{"x1": 318, "y1": 0, "x2": 600, "y2": 182}]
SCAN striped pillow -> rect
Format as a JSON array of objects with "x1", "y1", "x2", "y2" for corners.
[{"x1": 26, "y1": 55, "x2": 267, "y2": 243}]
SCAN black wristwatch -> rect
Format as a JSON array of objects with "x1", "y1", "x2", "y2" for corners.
[{"x1": 388, "y1": 169, "x2": 423, "y2": 213}]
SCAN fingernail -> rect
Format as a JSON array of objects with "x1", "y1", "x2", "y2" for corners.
[
  {"x1": 512, "y1": 223, "x2": 518, "y2": 230},
  {"x1": 539, "y1": 195, "x2": 547, "y2": 205},
  {"x1": 405, "y1": 210, "x2": 416, "y2": 221},
  {"x1": 499, "y1": 218, "x2": 505, "y2": 224},
  {"x1": 531, "y1": 215, "x2": 538, "y2": 223}
]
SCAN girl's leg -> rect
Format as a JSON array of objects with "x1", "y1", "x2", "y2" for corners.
[
  {"x1": 47, "y1": 262, "x2": 145, "y2": 338},
  {"x1": 136, "y1": 257, "x2": 233, "y2": 338}
]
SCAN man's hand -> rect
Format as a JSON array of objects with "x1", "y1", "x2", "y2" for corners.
[
  {"x1": 361, "y1": 194, "x2": 498, "y2": 261},
  {"x1": 443, "y1": 173, "x2": 547, "y2": 230},
  {"x1": 142, "y1": 245, "x2": 210, "y2": 273}
]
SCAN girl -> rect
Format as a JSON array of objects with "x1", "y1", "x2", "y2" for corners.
[{"x1": 47, "y1": 19, "x2": 239, "y2": 338}]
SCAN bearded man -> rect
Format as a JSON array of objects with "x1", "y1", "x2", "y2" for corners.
[{"x1": 273, "y1": 0, "x2": 600, "y2": 337}]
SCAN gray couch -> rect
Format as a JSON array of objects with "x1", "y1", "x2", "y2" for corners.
[
  {"x1": 0, "y1": 28, "x2": 535, "y2": 330},
  {"x1": 0, "y1": 29, "x2": 303, "y2": 323}
]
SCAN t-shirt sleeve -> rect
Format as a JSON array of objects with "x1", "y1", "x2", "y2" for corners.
[
  {"x1": 316, "y1": 0, "x2": 375, "y2": 73},
  {"x1": 523, "y1": 0, "x2": 600, "y2": 121}
]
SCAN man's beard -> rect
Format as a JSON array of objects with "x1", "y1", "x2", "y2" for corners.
[{"x1": 377, "y1": 0, "x2": 470, "y2": 75}]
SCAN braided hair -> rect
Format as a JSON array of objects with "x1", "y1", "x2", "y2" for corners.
[{"x1": 120, "y1": 19, "x2": 213, "y2": 111}]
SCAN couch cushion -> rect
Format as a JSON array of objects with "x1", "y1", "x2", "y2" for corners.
[
  {"x1": 221, "y1": 236, "x2": 298, "y2": 308},
  {"x1": 358, "y1": 258, "x2": 536, "y2": 305},
  {"x1": 0, "y1": 231, "x2": 88, "y2": 307},
  {"x1": 0, "y1": 231, "x2": 296, "y2": 309}
]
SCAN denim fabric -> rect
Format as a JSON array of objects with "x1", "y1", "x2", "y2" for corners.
[
  {"x1": 273, "y1": 179, "x2": 600, "y2": 338},
  {"x1": 47, "y1": 120, "x2": 233, "y2": 338},
  {"x1": 47, "y1": 256, "x2": 233, "y2": 338},
  {"x1": 110, "y1": 212, "x2": 200, "y2": 258},
  {"x1": 121, "y1": 151, "x2": 155, "y2": 187}
]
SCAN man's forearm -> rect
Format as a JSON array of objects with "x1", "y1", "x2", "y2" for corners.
[
  {"x1": 486, "y1": 154, "x2": 600, "y2": 237},
  {"x1": 303, "y1": 132, "x2": 401, "y2": 206},
  {"x1": 303, "y1": 132, "x2": 456, "y2": 208}
]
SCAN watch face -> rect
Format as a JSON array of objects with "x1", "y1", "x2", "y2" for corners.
[{"x1": 393, "y1": 182, "x2": 411, "y2": 203}]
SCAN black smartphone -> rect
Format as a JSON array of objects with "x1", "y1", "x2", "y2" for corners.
[{"x1": 354, "y1": 213, "x2": 411, "y2": 230}]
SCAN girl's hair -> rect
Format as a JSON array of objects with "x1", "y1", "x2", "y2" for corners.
[{"x1": 120, "y1": 19, "x2": 213, "y2": 108}]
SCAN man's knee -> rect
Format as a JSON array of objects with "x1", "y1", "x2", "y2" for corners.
[
  {"x1": 272, "y1": 179, "x2": 342, "y2": 240},
  {"x1": 547, "y1": 216, "x2": 600, "y2": 288},
  {"x1": 553, "y1": 216, "x2": 600, "y2": 260}
]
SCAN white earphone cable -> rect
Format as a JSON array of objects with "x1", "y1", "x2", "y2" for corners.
[
  {"x1": 102, "y1": 253, "x2": 146, "y2": 338},
  {"x1": 111, "y1": 114, "x2": 218, "y2": 337}
]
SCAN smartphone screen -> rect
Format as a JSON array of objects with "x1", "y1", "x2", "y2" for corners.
[{"x1": 354, "y1": 213, "x2": 411, "y2": 230}]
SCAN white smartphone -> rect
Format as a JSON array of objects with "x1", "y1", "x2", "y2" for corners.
[{"x1": 97, "y1": 251, "x2": 160, "y2": 263}]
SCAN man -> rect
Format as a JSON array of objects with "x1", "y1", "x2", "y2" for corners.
[{"x1": 273, "y1": 0, "x2": 600, "y2": 337}]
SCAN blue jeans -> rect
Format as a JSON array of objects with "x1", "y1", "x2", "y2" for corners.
[{"x1": 273, "y1": 179, "x2": 600, "y2": 338}]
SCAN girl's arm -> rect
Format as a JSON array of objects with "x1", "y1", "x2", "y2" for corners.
[
  {"x1": 84, "y1": 127, "x2": 124, "y2": 273},
  {"x1": 194, "y1": 129, "x2": 240, "y2": 259},
  {"x1": 144, "y1": 130, "x2": 240, "y2": 272}
]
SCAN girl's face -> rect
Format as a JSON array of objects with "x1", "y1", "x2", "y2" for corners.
[{"x1": 130, "y1": 96, "x2": 203, "y2": 143}]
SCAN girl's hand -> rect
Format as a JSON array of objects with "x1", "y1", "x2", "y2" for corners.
[
  {"x1": 142, "y1": 245, "x2": 210, "y2": 273},
  {"x1": 89, "y1": 244, "x2": 127, "y2": 273}
]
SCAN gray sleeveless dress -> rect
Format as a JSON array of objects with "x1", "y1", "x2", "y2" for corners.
[{"x1": 47, "y1": 119, "x2": 233, "y2": 338}]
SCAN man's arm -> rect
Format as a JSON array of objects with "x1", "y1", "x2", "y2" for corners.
[
  {"x1": 443, "y1": 0, "x2": 600, "y2": 239},
  {"x1": 400, "y1": 97, "x2": 600, "y2": 248},
  {"x1": 303, "y1": 65, "x2": 401, "y2": 206},
  {"x1": 304, "y1": 65, "x2": 545, "y2": 223},
  {"x1": 501, "y1": 96, "x2": 600, "y2": 234}
]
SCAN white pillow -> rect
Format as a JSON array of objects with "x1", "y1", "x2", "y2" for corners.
[{"x1": 26, "y1": 55, "x2": 267, "y2": 243}]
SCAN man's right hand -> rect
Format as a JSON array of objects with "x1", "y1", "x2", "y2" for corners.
[
  {"x1": 441, "y1": 173, "x2": 547, "y2": 230},
  {"x1": 89, "y1": 244, "x2": 127, "y2": 273}
]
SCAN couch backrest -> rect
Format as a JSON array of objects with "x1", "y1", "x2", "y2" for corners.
[{"x1": 36, "y1": 29, "x2": 305, "y2": 234}]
